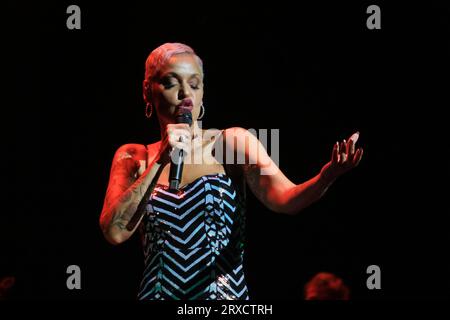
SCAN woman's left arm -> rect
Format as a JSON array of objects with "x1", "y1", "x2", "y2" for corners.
[{"x1": 225, "y1": 128, "x2": 363, "y2": 215}]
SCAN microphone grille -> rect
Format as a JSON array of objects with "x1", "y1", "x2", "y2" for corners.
[{"x1": 175, "y1": 109, "x2": 193, "y2": 125}]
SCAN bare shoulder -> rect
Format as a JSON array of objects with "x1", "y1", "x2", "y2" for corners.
[
  {"x1": 113, "y1": 143, "x2": 148, "y2": 161},
  {"x1": 109, "y1": 143, "x2": 150, "y2": 178},
  {"x1": 222, "y1": 127, "x2": 248, "y2": 136},
  {"x1": 221, "y1": 127, "x2": 259, "y2": 153},
  {"x1": 220, "y1": 128, "x2": 261, "y2": 184},
  {"x1": 222, "y1": 127, "x2": 257, "y2": 140}
]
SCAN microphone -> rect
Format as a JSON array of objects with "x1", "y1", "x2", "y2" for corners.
[{"x1": 169, "y1": 107, "x2": 192, "y2": 190}]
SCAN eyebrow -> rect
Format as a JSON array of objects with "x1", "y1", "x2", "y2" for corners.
[{"x1": 161, "y1": 72, "x2": 201, "y2": 80}]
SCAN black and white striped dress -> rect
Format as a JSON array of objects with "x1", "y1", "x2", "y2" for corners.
[{"x1": 137, "y1": 173, "x2": 249, "y2": 300}]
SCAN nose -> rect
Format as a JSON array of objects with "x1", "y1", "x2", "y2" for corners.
[{"x1": 178, "y1": 82, "x2": 193, "y2": 100}]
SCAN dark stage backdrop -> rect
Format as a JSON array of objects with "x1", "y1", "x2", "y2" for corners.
[{"x1": 5, "y1": 1, "x2": 449, "y2": 300}]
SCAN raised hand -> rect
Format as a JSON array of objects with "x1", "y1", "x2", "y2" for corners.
[{"x1": 320, "y1": 131, "x2": 364, "y2": 184}]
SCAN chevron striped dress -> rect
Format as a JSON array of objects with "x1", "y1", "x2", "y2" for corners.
[{"x1": 137, "y1": 173, "x2": 249, "y2": 300}]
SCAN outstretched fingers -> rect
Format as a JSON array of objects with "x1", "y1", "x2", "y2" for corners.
[
  {"x1": 347, "y1": 138, "x2": 355, "y2": 162},
  {"x1": 352, "y1": 148, "x2": 364, "y2": 167},
  {"x1": 332, "y1": 141, "x2": 339, "y2": 164},
  {"x1": 339, "y1": 140, "x2": 347, "y2": 164}
]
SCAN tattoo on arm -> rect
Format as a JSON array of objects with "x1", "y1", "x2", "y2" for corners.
[
  {"x1": 102, "y1": 153, "x2": 143, "y2": 232},
  {"x1": 102, "y1": 146, "x2": 163, "y2": 236},
  {"x1": 111, "y1": 215, "x2": 128, "y2": 230}
]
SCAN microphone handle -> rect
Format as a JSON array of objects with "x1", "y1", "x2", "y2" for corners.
[
  {"x1": 169, "y1": 146, "x2": 185, "y2": 190},
  {"x1": 169, "y1": 109, "x2": 192, "y2": 190}
]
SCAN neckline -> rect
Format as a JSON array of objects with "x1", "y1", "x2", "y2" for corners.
[{"x1": 155, "y1": 172, "x2": 228, "y2": 190}]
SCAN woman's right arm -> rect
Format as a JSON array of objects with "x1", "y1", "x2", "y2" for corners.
[{"x1": 99, "y1": 143, "x2": 162, "y2": 245}]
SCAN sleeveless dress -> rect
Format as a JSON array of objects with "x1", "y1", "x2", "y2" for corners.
[{"x1": 137, "y1": 170, "x2": 249, "y2": 300}]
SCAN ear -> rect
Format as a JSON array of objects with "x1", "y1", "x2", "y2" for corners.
[{"x1": 143, "y1": 79, "x2": 152, "y2": 104}]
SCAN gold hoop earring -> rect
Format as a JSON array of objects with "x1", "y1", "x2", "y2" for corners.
[
  {"x1": 198, "y1": 103, "x2": 205, "y2": 120},
  {"x1": 145, "y1": 102, "x2": 153, "y2": 118}
]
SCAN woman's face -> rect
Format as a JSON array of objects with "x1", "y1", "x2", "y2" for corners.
[{"x1": 151, "y1": 53, "x2": 204, "y2": 125}]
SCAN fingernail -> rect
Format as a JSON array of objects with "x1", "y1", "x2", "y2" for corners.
[{"x1": 350, "y1": 132, "x2": 359, "y2": 143}]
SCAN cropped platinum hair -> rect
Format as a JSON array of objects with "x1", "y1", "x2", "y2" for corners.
[{"x1": 144, "y1": 42, "x2": 204, "y2": 83}]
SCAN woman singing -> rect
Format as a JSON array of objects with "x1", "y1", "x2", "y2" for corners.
[{"x1": 99, "y1": 43, "x2": 363, "y2": 300}]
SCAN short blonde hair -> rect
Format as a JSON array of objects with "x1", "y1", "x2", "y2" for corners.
[{"x1": 144, "y1": 42, "x2": 204, "y2": 83}]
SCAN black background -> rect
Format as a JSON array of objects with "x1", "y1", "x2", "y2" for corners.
[{"x1": 4, "y1": 1, "x2": 449, "y2": 300}]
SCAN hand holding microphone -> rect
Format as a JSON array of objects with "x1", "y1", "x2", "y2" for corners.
[
  {"x1": 125, "y1": 102, "x2": 193, "y2": 231},
  {"x1": 157, "y1": 99, "x2": 193, "y2": 190}
]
